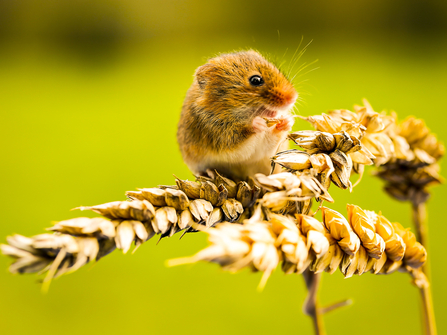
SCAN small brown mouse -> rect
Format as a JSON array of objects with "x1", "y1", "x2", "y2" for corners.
[{"x1": 177, "y1": 50, "x2": 298, "y2": 181}]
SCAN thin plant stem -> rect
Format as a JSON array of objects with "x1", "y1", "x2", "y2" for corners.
[
  {"x1": 302, "y1": 270, "x2": 326, "y2": 335},
  {"x1": 413, "y1": 203, "x2": 428, "y2": 256},
  {"x1": 412, "y1": 202, "x2": 437, "y2": 335},
  {"x1": 320, "y1": 299, "x2": 352, "y2": 314},
  {"x1": 419, "y1": 287, "x2": 437, "y2": 335}
]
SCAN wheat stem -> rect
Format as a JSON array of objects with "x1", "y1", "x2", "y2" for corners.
[
  {"x1": 412, "y1": 203, "x2": 437, "y2": 335},
  {"x1": 412, "y1": 203, "x2": 428, "y2": 264},
  {"x1": 302, "y1": 270, "x2": 326, "y2": 335},
  {"x1": 320, "y1": 299, "x2": 352, "y2": 314}
]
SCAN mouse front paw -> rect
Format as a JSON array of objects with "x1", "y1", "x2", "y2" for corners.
[
  {"x1": 274, "y1": 115, "x2": 295, "y2": 132},
  {"x1": 252, "y1": 116, "x2": 269, "y2": 133}
]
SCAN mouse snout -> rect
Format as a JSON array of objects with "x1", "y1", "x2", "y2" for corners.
[
  {"x1": 269, "y1": 86, "x2": 298, "y2": 108},
  {"x1": 285, "y1": 90, "x2": 298, "y2": 105}
]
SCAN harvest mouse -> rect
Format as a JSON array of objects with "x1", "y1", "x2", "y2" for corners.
[{"x1": 177, "y1": 50, "x2": 298, "y2": 181}]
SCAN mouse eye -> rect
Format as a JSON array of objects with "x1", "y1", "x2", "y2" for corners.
[{"x1": 249, "y1": 75, "x2": 264, "y2": 87}]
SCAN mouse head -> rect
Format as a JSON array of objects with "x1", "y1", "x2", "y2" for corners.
[{"x1": 194, "y1": 50, "x2": 298, "y2": 118}]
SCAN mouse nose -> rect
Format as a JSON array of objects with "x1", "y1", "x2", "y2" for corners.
[
  {"x1": 285, "y1": 91, "x2": 298, "y2": 105},
  {"x1": 271, "y1": 87, "x2": 298, "y2": 107}
]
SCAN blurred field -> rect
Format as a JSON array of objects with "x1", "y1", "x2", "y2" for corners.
[{"x1": 1, "y1": 1, "x2": 446, "y2": 334}]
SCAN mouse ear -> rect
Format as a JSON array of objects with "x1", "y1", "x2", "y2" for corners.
[{"x1": 195, "y1": 63, "x2": 216, "y2": 89}]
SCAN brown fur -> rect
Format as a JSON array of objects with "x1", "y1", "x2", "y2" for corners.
[{"x1": 177, "y1": 50, "x2": 297, "y2": 180}]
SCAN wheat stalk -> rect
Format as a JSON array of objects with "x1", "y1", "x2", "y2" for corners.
[{"x1": 1, "y1": 100, "x2": 442, "y2": 334}]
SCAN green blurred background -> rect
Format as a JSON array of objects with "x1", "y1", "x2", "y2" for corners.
[{"x1": 1, "y1": 1, "x2": 446, "y2": 334}]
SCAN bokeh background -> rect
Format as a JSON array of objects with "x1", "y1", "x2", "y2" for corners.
[{"x1": 1, "y1": 1, "x2": 446, "y2": 334}]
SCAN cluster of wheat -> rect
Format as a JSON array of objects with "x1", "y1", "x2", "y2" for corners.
[
  {"x1": 2, "y1": 100, "x2": 442, "y2": 334},
  {"x1": 169, "y1": 203, "x2": 427, "y2": 289}
]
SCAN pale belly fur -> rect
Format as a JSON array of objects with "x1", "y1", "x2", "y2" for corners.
[{"x1": 190, "y1": 127, "x2": 289, "y2": 181}]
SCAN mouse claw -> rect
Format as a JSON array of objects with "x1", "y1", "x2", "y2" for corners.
[
  {"x1": 252, "y1": 116, "x2": 269, "y2": 133},
  {"x1": 275, "y1": 115, "x2": 295, "y2": 132}
]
